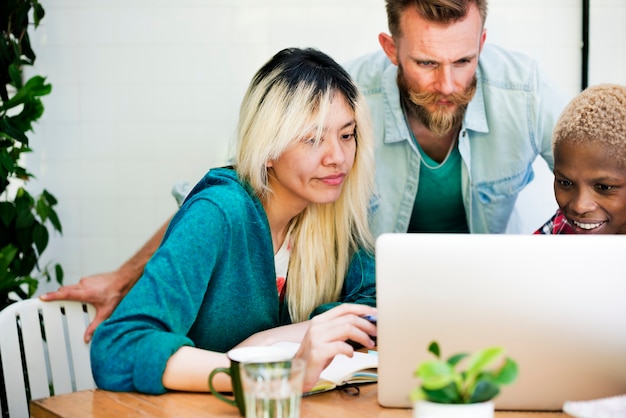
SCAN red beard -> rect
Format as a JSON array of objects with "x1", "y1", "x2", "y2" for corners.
[{"x1": 397, "y1": 66, "x2": 477, "y2": 137}]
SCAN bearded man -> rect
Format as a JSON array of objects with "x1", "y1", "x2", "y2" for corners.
[{"x1": 345, "y1": 0, "x2": 567, "y2": 234}]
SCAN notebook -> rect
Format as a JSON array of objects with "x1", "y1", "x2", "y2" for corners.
[
  {"x1": 375, "y1": 233, "x2": 626, "y2": 411},
  {"x1": 270, "y1": 341, "x2": 378, "y2": 394}
]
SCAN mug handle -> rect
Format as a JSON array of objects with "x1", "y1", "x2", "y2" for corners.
[{"x1": 208, "y1": 367, "x2": 238, "y2": 407}]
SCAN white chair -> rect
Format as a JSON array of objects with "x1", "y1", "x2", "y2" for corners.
[{"x1": 0, "y1": 298, "x2": 96, "y2": 418}]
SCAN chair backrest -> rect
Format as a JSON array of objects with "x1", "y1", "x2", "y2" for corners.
[{"x1": 0, "y1": 298, "x2": 96, "y2": 418}]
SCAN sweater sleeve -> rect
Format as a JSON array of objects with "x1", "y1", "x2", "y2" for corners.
[
  {"x1": 309, "y1": 249, "x2": 376, "y2": 317},
  {"x1": 90, "y1": 197, "x2": 230, "y2": 394}
]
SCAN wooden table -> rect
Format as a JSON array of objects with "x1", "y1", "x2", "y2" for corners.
[{"x1": 30, "y1": 384, "x2": 570, "y2": 418}]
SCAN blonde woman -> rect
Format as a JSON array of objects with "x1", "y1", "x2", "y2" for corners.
[{"x1": 90, "y1": 48, "x2": 377, "y2": 394}]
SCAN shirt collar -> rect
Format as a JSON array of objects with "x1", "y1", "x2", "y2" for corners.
[
  {"x1": 464, "y1": 64, "x2": 489, "y2": 133},
  {"x1": 382, "y1": 64, "x2": 412, "y2": 144}
]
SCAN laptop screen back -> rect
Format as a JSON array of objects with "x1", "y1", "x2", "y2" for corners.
[{"x1": 376, "y1": 233, "x2": 626, "y2": 410}]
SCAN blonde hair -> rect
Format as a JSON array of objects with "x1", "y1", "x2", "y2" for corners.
[
  {"x1": 553, "y1": 83, "x2": 626, "y2": 168},
  {"x1": 235, "y1": 48, "x2": 375, "y2": 322}
]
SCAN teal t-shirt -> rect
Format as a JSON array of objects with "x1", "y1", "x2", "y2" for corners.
[{"x1": 408, "y1": 141, "x2": 469, "y2": 233}]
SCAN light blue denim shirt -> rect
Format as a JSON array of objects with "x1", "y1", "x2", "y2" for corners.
[{"x1": 344, "y1": 43, "x2": 568, "y2": 236}]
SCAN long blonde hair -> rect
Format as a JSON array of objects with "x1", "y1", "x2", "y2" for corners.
[{"x1": 235, "y1": 48, "x2": 375, "y2": 322}]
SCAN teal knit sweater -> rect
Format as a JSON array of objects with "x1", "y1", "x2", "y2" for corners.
[{"x1": 90, "y1": 167, "x2": 375, "y2": 394}]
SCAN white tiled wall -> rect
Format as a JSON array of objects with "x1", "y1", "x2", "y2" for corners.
[
  {"x1": 22, "y1": 0, "x2": 625, "y2": 291},
  {"x1": 588, "y1": 0, "x2": 626, "y2": 85}
]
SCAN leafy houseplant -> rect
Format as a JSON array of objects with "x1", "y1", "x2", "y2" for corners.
[
  {"x1": 410, "y1": 341, "x2": 518, "y2": 418},
  {"x1": 0, "y1": 0, "x2": 63, "y2": 310}
]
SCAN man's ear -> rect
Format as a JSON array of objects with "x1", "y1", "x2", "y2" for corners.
[
  {"x1": 378, "y1": 33, "x2": 399, "y2": 66},
  {"x1": 479, "y1": 27, "x2": 487, "y2": 53}
]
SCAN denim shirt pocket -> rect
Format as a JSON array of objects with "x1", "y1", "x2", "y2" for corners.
[{"x1": 474, "y1": 165, "x2": 535, "y2": 232}]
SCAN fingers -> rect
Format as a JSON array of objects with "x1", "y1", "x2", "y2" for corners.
[
  {"x1": 299, "y1": 344, "x2": 339, "y2": 392},
  {"x1": 39, "y1": 288, "x2": 68, "y2": 301},
  {"x1": 308, "y1": 305, "x2": 377, "y2": 344},
  {"x1": 40, "y1": 275, "x2": 124, "y2": 343},
  {"x1": 328, "y1": 317, "x2": 377, "y2": 350},
  {"x1": 40, "y1": 283, "x2": 86, "y2": 302},
  {"x1": 84, "y1": 320, "x2": 99, "y2": 343},
  {"x1": 297, "y1": 304, "x2": 379, "y2": 391},
  {"x1": 40, "y1": 274, "x2": 118, "y2": 307}
]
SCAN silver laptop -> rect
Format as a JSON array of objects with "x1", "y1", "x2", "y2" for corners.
[{"x1": 376, "y1": 233, "x2": 626, "y2": 411}]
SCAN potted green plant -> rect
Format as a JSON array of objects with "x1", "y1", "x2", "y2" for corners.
[
  {"x1": 410, "y1": 341, "x2": 518, "y2": 418},
  {"x1": 0, "y1": 0, "x2": 63, "y2": 310}
]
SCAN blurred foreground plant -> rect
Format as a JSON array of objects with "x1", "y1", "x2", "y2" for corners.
[{"x1": 411, "y1": 341, "x2": 518, "y2": 404}]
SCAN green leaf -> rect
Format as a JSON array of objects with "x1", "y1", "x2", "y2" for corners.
[
  {"x1": 15, "y1": 187, "x2": 34, "y2": 206},
  {"x1": 34, "y1": 3, "x2": 46, "y2": 26},
  {"x1": 15, "y1": 99, "x2": 45, "y2": 130},
  {"x1": 54, "y1": 263, "x2": 64, "y2": 285},
  {"x1": 422, "y1": 383, "x2": 462, "y2": 404},
  {"x1": 8, "y1": 63, "x2": 22, "y2": 88},
  {"x1": 32, "y1": 222, "x2": 49, "y2": 254},
  {"x1": 36, "y1": 194, "x2": 50, "y2": 219},
  {"x1": 0, "y1": 118, "x2": 29, "y2": 143},
  {"x1": 469, "y1": 380, "x2": 500, "y2": 403},
  {"x1": 35, "y1": 191, "x2": 62, "y2": 233},
  {"x1": 428, "y1": 341, "x2": 441, "y2": 358},
  {"x1": 0, "y1": 278, "x2": 20, "y2": 295},
  {"x1": 15, "y1": 209, "x2": 35, "y2": 229},
  {"x1": 491, "y1": 358, "x2": 519, "y2": 385},
  {"x1": 13, "y1": 164, "x2": 34, "y2": 181},
  {"x1": 413, "y1": 341, "x2": 519, "y2": 404},
  {"x1": 13, "y1": 276, "x2": 38, "y2": 298},
  {"x1": 0, "y1": 201, "x2": 16, "y2": 226},
  {"x1": 409, "y1": 387, "x2": 426, "y2": 402},
  {"x1": 0, "y1": 149, "x2": 17, "y2": 174},
  {"x1": 465, "y1": 347, "x2": 504, "y2": 380},
  {"x1": 0, "y1": 178, "x2": 7, "y2": 196},
  {"x1": 1, "y1": 75, "x2": 51, "y2": 110},
  {"x1": 42, "y1": 189, "x2": 58, "y2": 205},
  {"x1": 0, "y1": 245, "x2": 18, "y2": 273},
  {"x1": 23, "y1": 75, "x2": 52, "y2": 97},
  {"x1": 13, "y1": 251, "x2": 36, "y2": 278},
  {"x1": 447, "y1": 352, "x2": 469, "y2": 367},
  {"x1": 47, "y1": 208, "x2": 62, "y2": 233},
  {"x1": 416, "y1": 360, "x2": 455, "y2": 390}
]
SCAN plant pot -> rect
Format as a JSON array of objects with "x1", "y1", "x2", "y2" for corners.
[{"x1": 413, "y1": 400, "x2": 494, "y2": 418}]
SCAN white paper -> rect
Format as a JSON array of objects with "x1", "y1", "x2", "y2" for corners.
[
  {"x1": 270, "y1": 341, "x2": 378, "y2": 385},
  {"x1": 563, "y1": 395, "x2": 626, "y2": 418}
]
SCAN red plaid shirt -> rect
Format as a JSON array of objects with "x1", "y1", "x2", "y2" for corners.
[{"x1": 534, "y1": 209, "x2": 576, "y2": 234}]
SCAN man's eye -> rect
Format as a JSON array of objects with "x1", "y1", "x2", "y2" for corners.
[
  {"x1": 557, "y1": 179, "x2": 573, "y2": 187},
  {"x1": 596, "y1": 184, "x2": 614, "y2": 191}
]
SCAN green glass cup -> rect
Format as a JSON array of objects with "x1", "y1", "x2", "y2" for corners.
[{"x1": 208, "y1": 346, "x2": 293, "y2": 416}]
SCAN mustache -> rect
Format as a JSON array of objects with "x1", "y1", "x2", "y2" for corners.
[
  {"x1": 407, "y1": 80, "x2": 477, "y2": 108},
  {"x1": 396, "y1": 67, "x2": 477, "y2": 137}
]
